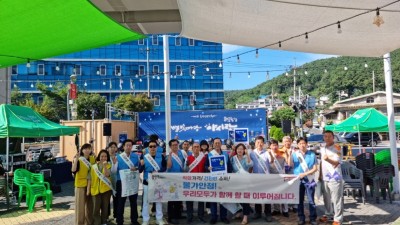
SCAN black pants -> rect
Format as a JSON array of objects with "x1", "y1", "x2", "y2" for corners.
[
  {"x1": 241, "y1": 203, "x2": 253, "y2": 216},
  {"x1": 116, "y1": 180, "x2": 138, "y2": 225},
  {"x1": 187, "y1": 201, "x2": 205, "y2": 220},
  {"x1": 255, "y1": 204, "x2": 272, "y2": 216},
  {"x1": 168, "y1": 201, "x2": 182, "y2": 221}
]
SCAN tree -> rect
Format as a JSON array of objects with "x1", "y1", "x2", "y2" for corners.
[
  {"x1": 112, "y1": 94, "x2": 153, "y2": 118},
  {"x1": 11, "y1": 87, "x2": 36, "y2": 108},
  {"x1": 35, "y1": 82, "x2": 68, "y2": 122},
  {"x1": 75, "y1": 93, "x2": 106, "y2": 120},
  {"x1": 268, "y1": 107, "x2": 296, "y2": 127}
]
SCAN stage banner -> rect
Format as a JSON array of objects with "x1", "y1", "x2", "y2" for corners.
[{"x1": 148, "y1": 173, "x2": 299, "y2": 204}]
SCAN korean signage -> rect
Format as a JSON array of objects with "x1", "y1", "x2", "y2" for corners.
[
  {"x1": 148, "y1": 173, "x2": 299, "y2": 204},
  {"x1": 234, "y1": 128, "x2": 249, "y2": 144}
]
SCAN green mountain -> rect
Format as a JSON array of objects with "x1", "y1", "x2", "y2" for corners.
[{"x1": 225, "y1": 49, "x2": 400, "y2": 109}]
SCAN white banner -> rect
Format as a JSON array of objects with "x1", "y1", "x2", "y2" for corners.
[
  {"x1": 148, "y1": 173, "x2": 300, "y2": 204},
  {"x1": 119, "y1": 170, "x2": 139, "y2": 197}
]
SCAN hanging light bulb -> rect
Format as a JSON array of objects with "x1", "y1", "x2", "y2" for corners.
[
  {"x1": 206, "y1": 66, "x2": 210, "y2": 72},
  {"x1": 26, "y1": 59, "x2": 31, "y2": 68},
  {"x1": 305, "y1": 32, "x2": 309, "y2": 44},
  {"x1": 135, "y1": 74, "x2": 139, "y2": 78},
  {"x1": 211, "y1": 75, "x2": 214, "y2": 80},
  {"x1": 255, "y1": 49, "x2": 259, "y2": 58},
  {"x1": 102, "y1": 81, "x2": 106, "y2": 86},
  {"x1": 96, "y1": 70, "x2": 100, "y2": 75},
  {"x1": 304, "y1": 70, "x2": 308, "y2": 75},
  {"x1": 237, "y1": 55, "x2": 240, "y2": 63},
  {"x1": 337, "y1": 21, "x2": 342, "y2": 34},
  {"x1": 192, "y1": 75, "x2": 195, "y2": 79},
  {"x1": 157, "y1": 76, "x2": 160, "y2": 80},
  {"x1": 152, "y1": 75, "x2": 155, "y2": 79},
  {"x1": 364, "y1": 62, "x2": 368, "y2": 68},
  {"x1": 49, "y1": 83, "x2": 53, "y2": 88},
  {"x1": 219, "y1": 61, "x2": 223, "y2": 68},
  {"x1": 139, "y1": 78, "x2": 143, "y2": 82},
  {"x1": 173, "y1": 75, "x2": 176, "y2": 78},
  {"x1": 324, "y1": 69, "x2": 328, "y2": 73},
  {"x1": 73, "y1": 66, "x2": 76, "y2": 74},
  {"x1": 13, "y1": 83, "x2": 17, "y2": 88},
  {"x1": 373, "y1": 8, "x2": 384, "y2": 27},
  {"x1": 55, "y1": 64, "x2": 60, "y2": 71},
  {"x1": 278, "y1": 41, "x2": 282, "y2": 48},
  {"x1": 344, "y1": 66, "x2": 348, "y2": 71},
  {"x1": 170, "y1": 74, "x2": 173, "y2": 78},
  {"x1": 248, "y1": 72, "x2": 251, "y2": 79},
  {"x1": 180, "y1": 70, "x2": 183, "y2": 76},
  {"x1": 286, "y1": 72, "x2": 289, "y2": 76},
  {"x1": 84, "y1": 82, "x2": 87, "y2": 87},
  {"x1": 30, "y1": 83, "x2": 34, "y2": 88},
  {"x1": 266, "y1": 71, "x2": 270, "y2": 80},
  {"x1": 192, "y1": 68, "x2": 196, "y2": 75}
]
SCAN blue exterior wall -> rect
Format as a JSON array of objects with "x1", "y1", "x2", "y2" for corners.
[{"x1": 10, "y1": 35, "x2": 224, "y2": 111}]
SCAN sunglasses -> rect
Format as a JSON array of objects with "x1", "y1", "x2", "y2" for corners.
[{"x1": 149, "y1": 145, "x2": 157, "y2": 148}]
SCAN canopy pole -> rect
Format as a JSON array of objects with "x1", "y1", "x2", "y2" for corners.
[
  {"x1": 6, "y1": 137, "x2": 10, "y2": 193},
  {"x1": 163, "y1": 35, "x2": 171, "y2": 154},
  {"x1": 384, "y1": 52, "x2": 399, "y2": 194},
  {"x1": 358, "y1": 130, "x2": 361, "y2": 154}
]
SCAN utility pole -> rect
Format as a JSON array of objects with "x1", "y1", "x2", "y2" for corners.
[{"x1": 146, "y1": 38, "x2": 150, "y2": 98}]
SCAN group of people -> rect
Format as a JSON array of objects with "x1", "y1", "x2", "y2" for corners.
[{"x1": 72, "y1": 130, "x2": 344, "y2": 225}]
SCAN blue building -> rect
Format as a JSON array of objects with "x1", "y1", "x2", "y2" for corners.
[{"x1": 10, "y1": 35, "x2": 224, "y2": 111}]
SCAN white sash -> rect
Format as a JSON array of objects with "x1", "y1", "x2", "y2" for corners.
[
  {"x1": 296, "y1": 151, "x2": 313, "y2": 182},
  {"x1": 270, "y1": 151, "x2": 284, "y2": 174},
  {"x1": 93, "y1": 164, "x2": 116, "y2": 195},
  {"x1": 188, "y1": 153, "x2": 205, "y2": 172},
  {"x1": 253, "y1": 150, "x2": 268, "y2": 174},
  {"x1": 120, "y1": 152, "x2": 135, "y2": 169},
  {"x1": 209, "y1": 150, "x2": 218, "y2": 156},
  {"x1": 233, "y1": 155, "x2": 248, "y2": 174},
  {"x1": 145, "y1": 154, "x2": 160, "y2": 171},
  {"x1": 172, "y1": 152, "x2": 183, "y2": 169},
  {"x1": 79, "y1": 156, "x2": 91, "y2": 169},
  {"x1": 181, "y1": 150, "x2": 188, "y2": 159}
]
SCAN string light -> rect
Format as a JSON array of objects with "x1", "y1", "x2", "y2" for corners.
[
  {"x1": 55, "y1": 63, "x2": 60, "y2": 71},
  {"x1": 192, "y1": 68, "x2": 196, "y2": 75},
  {"x1": 96, "y1": 70, "x2": 100, "y2": 75},
  {"x1": 255, "y1": 49, "x2": 259, "y2": 58},
  {"x1": 170, "y1": 74, "x2": 173, "y2": 78},
  {"x1": 26, "y1": 59, "x2": 31, "y2": 68},
  {"x1": 344, "y1": 66, "x2": 348, "y2": 71},
  {"x1": 157, "y1": 76, "x2": 160, "y2": 80},
  {"x1": 30, "y1": 83, "x2": 34, "y2": 88},
  {"x1": 192, "y1": 75, "x2": 195, "y2": 79},
  {"x1": 278, "y1": 41, "x2": 281, "y2": 48},
  {"x1": 237, "y1": 55, "x2": 240, "y2": 63},
  {"x1": 286, "y1": 72, "x2": 289, "y2": 76},
  {"x1": 324, "y1": 69, "x2": 328, "y2": 73},
  {"x1": 305, "y1": 33, "x2": 309, "y2": 44},
  {"x1": 152, "y1": 75, "x2": 155, "y2": 79},
  {"x1": 364, "y1": 62, "x2": 368, "y2": 68},
  {"x1": 206, "y1": 66, "x2": 210, "y2": 72},
  {"x1": 248, "y1": 72, "x2": 251, "y2": 79},
  {"x1": 373, "y1": 8, "x2": 384, "y2": 27},
  {"x1": 211, "y1": 75, "x2": 214, "y2": 79},
  {"x1": 304, "y1": 70, "x2": 308, "y2": 75},
  {"x1": 13, "y1": 83, "x2": 17, "y2": 88},
  {"x1": 266, "y1": 71, "x2": 270, "y2": 80},
  {"x1": 49, "y1": 83, "x2": 53, "y2": 88},
  {"x1": 219, "y1": 61, "x2": 223, "y2": 68},
  {"x1": 337, "y1": 21, "x2": 342, "y2": 34},
  {"x1": 135, "y1": 74, "x2": 139, "y2": 78},
  {"x1": 180, "y1": 70, "x2": 183, "y2": 76},
  {"x1": 139, "y1": 78, "x2": 143, "y2": 82}
]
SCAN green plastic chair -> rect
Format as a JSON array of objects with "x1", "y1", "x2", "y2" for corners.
[{"x1": 13, "y1": 169, "x2": 52, "y2": 212}]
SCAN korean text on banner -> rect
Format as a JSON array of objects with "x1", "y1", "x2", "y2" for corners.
[{"x1": 148, "y1": 173, "x2": 299, "y2": 204}]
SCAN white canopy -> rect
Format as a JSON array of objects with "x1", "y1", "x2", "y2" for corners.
[{"x1": 178, "y1": 0, "x2": 400, "y2": 57}]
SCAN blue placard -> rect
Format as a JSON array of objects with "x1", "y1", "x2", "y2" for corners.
[
  {"x1": 119, "y1": 133, "x2": 128, "y2": 143},
  {"x1": 209, "y1": 155, "x2": 227, "y2": 175},
  {"x1": 234, "y1": 128, "x2": 249, "y2": 143}
]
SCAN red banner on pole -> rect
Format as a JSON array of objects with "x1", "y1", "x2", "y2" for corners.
[{"x1": 70, "y1": 83, "x2": 77, "y2": 100}]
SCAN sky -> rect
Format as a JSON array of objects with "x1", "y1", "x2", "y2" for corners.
[{"x1": 222, "y1": 44, "x2": 336, "y2": 91}]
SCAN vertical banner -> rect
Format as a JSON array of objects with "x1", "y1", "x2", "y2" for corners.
[
  {"x1": 148, "y1": 173, "x2": 299, "y2": 204},
  {"x1": 69, "y1": 83, "x2": 77, "y2": 100}
]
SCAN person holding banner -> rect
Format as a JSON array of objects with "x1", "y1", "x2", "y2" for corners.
[
  {"x1": 280, "y1": 136, "x2": 298, "y2": 213},
  {"x1": 268, "y1": 139, "x2": 289, "y2": 218},
  {"x1": 199, "y1": 140, "x2": 211, "y2": 215},
  {"x1": 88, "y1": 149, "x2": 114, "y2": 225},
  {"x1": 249, "y1": 136, "x2": 272, "y2": 223},
  {"x1": 291, "y1": 137, "x2": 318, "y2": 225},
  {"x1": 204, "y1": 137, "x2": 232, "y2": 225},
  {"x1": 166, "y1": 139, "x2": 185, "y2": 225},
  {"x1": 185, "y1": 142, "x2": 207, "y2": 224},
  {"x1": 139, "y1": 140, "x2": 166, "y2": 225},
  {"x1": 230, "y1": 143, "x2": 253, "y2": 225},
  {"x1": 107, "y1": 142, "x2": 119, "y2": 221},
  {"x1": 319, "y1": 130, "x2": 343, "y2": 225},
  {"x1": 71, "y1": 143, "x2": 96, "y2": 225},
  {"x1": 112, "y1": 139, "x2": 140, "y2": 225}
]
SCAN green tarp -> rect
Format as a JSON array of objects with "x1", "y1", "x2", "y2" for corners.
[
  {"x1": 0, "y1": 104, "x2": 79, "y2": 137},
  {"x1": 325, "y1": 108, "x2": 400, "y2": 132},
  {"x1": 0, "y1": 0, "x2": 146, "y2": 68}
]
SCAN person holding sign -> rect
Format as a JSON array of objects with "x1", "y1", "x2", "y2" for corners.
[
  {"x1": 230, "y1": 143, "x2": 253, "y2": 225},
  {"x1": 249, "y1": 136, "x2": 272, "y2": 223},
  {"x1": 88, "y1": 149, "x2": 114, "y2": 225},
  {"x1": 139, "y1": 140, "x2": 166, "y2": 225},
  {"x1": 291, "y1": 137, "x2": 318, "y2": 225},
  {"x1": 71, "y1": 143, "x2": 96, "y2": 225},
  {"x1": 166, "y1": 139, "x2": 185, "y2": 225},
  {"x1": 112, "y1": 139, "x2": 140, "y2": 225},
  {"x1": 204, "y1": 138, "x2": 232, "y2": 225},
  {"x1": 107, "y1": 142, "x2": 119, "y2": 220},
  {"x1": 185, "y1": 142, "x2": 207, "y2": 224}
]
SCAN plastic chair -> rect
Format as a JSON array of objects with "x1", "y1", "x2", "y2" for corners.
[
  {"x1": 341, "y1": 161, "x2": 365, "y2": 204},
  {"x1": 373, "y1": 169, "x2": 394, "y2": 204}
]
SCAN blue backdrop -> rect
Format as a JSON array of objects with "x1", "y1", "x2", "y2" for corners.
[{"x1": 138, "y1": 109, "x2": 267, "y2": 142}]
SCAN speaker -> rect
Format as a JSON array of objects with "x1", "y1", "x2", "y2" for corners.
[
  {"x1": 103, "y1": 123, "x2": 112, "y2": 136},
  {"x1": 281, "y1": 120, "x2": 291, "y2": 134}
]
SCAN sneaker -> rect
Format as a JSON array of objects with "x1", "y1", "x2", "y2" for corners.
[{"x1": 156, "y1": 219, "x2": 165, "y2": 225}]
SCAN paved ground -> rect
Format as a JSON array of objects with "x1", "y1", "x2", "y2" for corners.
[{"x1": 0, "y1": 181, "x2": 400, "y2": 225}]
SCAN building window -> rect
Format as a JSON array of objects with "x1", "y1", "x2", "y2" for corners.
[
  {"x1": 153, "y1": 65, "x2": 159, "y2": 75},
  {"x1": 190, "y1": 65, "x2": 195, "y2": 75},
  {"x1": 176, "y1": 65, "x2": 182, "y2": 76},
  {"x1": 154, "y1": 95, "x2": 160, "y2": 106},
  {"x1": 75, "y1": 65, "x2": 81, "y2": 75},
  {"x1": 115, "y1": 65, "x2": 122, "y2": 76},
  {"x1": 176, "y1": 95, "x2": 183, "y2": 106},
  {"x1": 11, "y1": 65, "x2": 18, "y2": 75},
  {"x1": 37, "y1": 96, "x2": 44, "y2": 105},
  {"x1": 37, "y1": 64, "x2": 45, "y2": 75},
  {"x1": 190, "y1": 94, "x2": 196, "y2": 106},
  {"x1": 189, "y1": 38, "x2": 195, "y2": 46},
  {"x1": 99, "y1": 65, "x2": 106, "y2": 76},
  {"x1": 152, "y1": 35, "x2": 158, "y2": 45},
  {"x1": 138, "y1": 39, "x2": 144, "y2": 45},
  {"x1": 366, "y1": 97, "x2": 374, "y2": 103},
  {"x1": 139, "y1": 65, "x2": 145, "y2": 75},
  {"x1": 175, "y1": 37, "x2": 181, "y2": 46}
]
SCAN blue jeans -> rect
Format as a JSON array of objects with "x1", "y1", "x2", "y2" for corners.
[
  {"x1": 210, "y1": 202, "x2": 227, "y2": 220},
  {"x1": 298, "y1": 179, "x2": 317, "y2": 222}
]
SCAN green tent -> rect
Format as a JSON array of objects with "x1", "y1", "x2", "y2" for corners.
[
  {"x1": 0, "y1": 104, "x2": 79, "y2": 137},
  {"x1": 325, "y1": 108, "x2": 400, "y2": 132}
]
